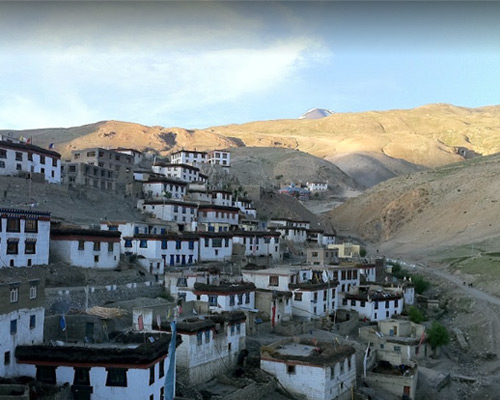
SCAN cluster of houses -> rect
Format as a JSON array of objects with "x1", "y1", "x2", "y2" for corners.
[{"x1": 0, "y1": 136, "x2": 425, "y2": 400}]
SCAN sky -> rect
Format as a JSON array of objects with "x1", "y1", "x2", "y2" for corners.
[{"x1": 1, "y1": 1, "x2": 500, "y2": 130}]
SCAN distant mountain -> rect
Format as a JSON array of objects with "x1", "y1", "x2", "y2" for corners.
[
  {"x1": 298, "y1": 108, "x2": 334, "y2": 119},
  {"x1": 4, "y1": 103, "x2": 500, "y2": 186}
]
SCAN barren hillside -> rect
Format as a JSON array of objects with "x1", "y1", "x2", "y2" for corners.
[
  {"x1": 4, "y1": 104, "x2": 500, "y2": 187},
  {"x1": 326, "y1": 153, "x2": 500, "y2": 258},
  {"x1": 230, "y1": 147, "x2": 361, "y2": 193}
]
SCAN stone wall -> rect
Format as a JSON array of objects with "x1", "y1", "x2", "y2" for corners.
[{"x1": 45, "y1": 281, "x2": 166, "y2": 315}]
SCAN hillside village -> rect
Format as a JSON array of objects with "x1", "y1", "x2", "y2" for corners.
[{"x1": 0, "y1": 133, "x2": 482, "y2": 400}]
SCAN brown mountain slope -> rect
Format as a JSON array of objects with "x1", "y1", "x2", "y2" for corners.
[
  {"x1": 326, "y1": 154, "x2": 500, "y2": 257},
  {"x1": 4, "y1": 103, "x2": 500, "y2": 166},
  {"x1": 0, "y1": 121, "x2": 241, "y2": 159},
  {"x1": 210, "y1": 103, "x2": 500, "y2": 168},
  {"x1": 230, "y1": 147, "x2": 361, "y2": 193}
]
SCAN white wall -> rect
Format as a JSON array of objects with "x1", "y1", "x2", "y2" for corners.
[
  {"x1": 54, "y1": 361, "x2": 166, "y2": 400},
  {"x1": 50, "y1": 239, "x2": 120, "y2": 269},
  {"x1": 0, "y1": 307, "x2": 44, "y2": 378},
  {"x1": 261, "y1": 353, "x2": 356, "y2": 400},
  {"x1": 0, "y1": 215, "x2": 50, "y2": 268}
]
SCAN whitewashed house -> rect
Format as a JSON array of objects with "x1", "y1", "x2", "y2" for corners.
[
  {"x1": 306, "y1": 181, "x2": 328, "y2": 191},
  {"x1": 16, "y1": 332, "x2": 177, "y2": 400},
  {"x1": 152, "y1": 163, "x2": 200, "y2": 183},
  {"x1": 0, "y1": 208, "x2": 50, "y2": 268},
  {"x1": 359, "y1": 319, "x2": 428, "y2": 363},
  {"x1": 211, "y1": 190, "x2": 232, "y2": 206},
  {"x1": 0, "y1": 270, "x2": 45, "y2": 378},
  {"x1": 306, "y1": 229, "x2": 324, "y2": 246},
  {"x1": 207, "y1": 149, "x2": 231, "y2": 167},
  {"x1": 232, "y1": 198, "x2": 257, "y2": 218},
  {"x1": 198, "y1": 232, "x2": 233, "y2": 262},
  {"x1": 242, "y1": 267, "x2": 338, "y2": 320},
  {"x1": 138, "y1": 200, "x2": 198, "y2": 228},
  {"x1": 0, "y1": 136, "x2": 62, "y2": 183},
  {"x1": 197, "y1": 205, "x2": 239, "y2": 232},
  {"x1": 232, "y1": 231, "x2": 281, "y2": 261},
  {"x1": 192, "y1": 281, "x2": 256, "y2": 312},
  {"x1": 50, "y1": 228, "x2": 121, "y2": 269},
  {"x1": 170, "y1": 150, "x2": 207, "y2": 166},
  {"x1": 142, "y1": 178, "x2": 187, "y2": 200},
  {"x1": 186, "y1": 188, "x2": 212, "y2": 204},
  {"x1": 269, "y1": 218, "x2": 310, "y2": 230},
  {"x1": 173, "y1": 312, "x2": 245, "y2": 385},
  {"x1": 123, "y1": 233, "x2": 199, "y2": 268},
  {"x1": 340, "y1": 285, "x2": 404, "y2": 322},
  {"x1": 321, "y1": 233, "x2": 336, "y2": 247},
  {"x1": 261, "y1": 339, "x2": 356, "y2": 400},
  {"x1": 164, "y1": 270, "x2": 220, "y2": 302}
]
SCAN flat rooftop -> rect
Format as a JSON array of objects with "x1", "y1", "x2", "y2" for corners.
[{"x1": 276, "y1": 343, "x2": 317, "y2": 357}]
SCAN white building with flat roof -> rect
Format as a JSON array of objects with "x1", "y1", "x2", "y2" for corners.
[
  {"x1": 50, "y1": 228, "x2": 121, "y2": 269},
  {"x1": 0, "y1": 208, "x2": 50, "y2": 268},
  {"x1": 261, "y1": 338, "x2": 356, "y2": 400},
  {"x1": 0, "y1": 137, "x2": 61, "y2": 183}
]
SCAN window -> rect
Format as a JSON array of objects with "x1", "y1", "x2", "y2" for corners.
[
  {"x1": 245, "y1": 293, "x2": 250, "y2": 304},
  {"x1": 0, "y1": 149, "x2": 6, "y2": 158},
  {"x1": 176, "y1": 240, "x2": 181, "y2": 250},
  {"x1": 374, "y1": 301, "x2": 379, "y2": 310},
  {"x1": 351, "y1": 300, "x2": 356, "y2": 306},
  {"x1": 330, "y1": 366, "x2": 335, "y2": 379},
  {"x1": 236, "y1": 323, "x2": 241, "y2": 334},
  {"x1": 238, "y1": 294, "x2": 243, "y2": 304},
  {"x1": 197, "y1": 331, "x2": 203, "y2": 345},
  {"x1": 188, "y1": 241, "x2": 194, "y2": 250},
  {"x1": 230, "y1": 324, "x2": 235, "y2": 335},
  {"x1": 208, "y1": 295, "x2": 218, "y2": 306},
  {"x1": 16, "y1": 163, "x2": 22, "y2": 170},
  {"x1": 205, "y1": 330, "x2": 211, "y2": 343},
  {"x1": 7, "y1": 240, "x2": 18, "y2": 255},
  {"x1": 30, "y1": 284, "x2": 37, "y2": 299},
  {"x1": 86, "y1": 151, "x2": 95, "y2": 157},
  {"x1": 394, "y1": 346, "x2": 401, "y2": 353},
  {"x1": 92, "y1": 241, "x2": 100, "y2": 251},
  {"x1": 294, "y1": 292, "x2": 302, "y2": 301},
  {"x1": 140, "y1": 240, "x2": 148, "y2": 248},
  {"x1": 25, "y1": 240, "x2": 36, "y2": 254},
  {"x1": 37, "y1": 366, "x2": 56, "y2": 384},
  {"x1": 229, "y1": 295, "x2": 235, "y2": 306},
  {"x1": 161, "y1": 240, "x2": 168, "y2": 249},
  {"x1": 204, "y1": 238, "x2": 209, "y2": 247},
  {"x1": 124, "y1": 239, "x2": 132, "y2": 248},
  {"x1": 340, "y1": 361, "x2": 345, "y2": 374},
  {"x1": 149, "y1": 365, "x2": 155, "y2": 385},
  {"x1": 10, "y1": 287, "x2": 19, "y2": 303},
  {"x1": 94, "y1": 255, "x2": 99, "y2": 263},
  {"x1": 108, "y1": 242, "x2": 114, "y2": 252},
  {"x1": 73, "y1": 368, "x2": 90, "y2": 386},
  {"x1": 385, "y1": 301, "x2": 390, "y2": 309},
  {"x1": 10, "y1": 319, "x2": 17, "y2": 335},
  {"x1": 0, "y1": 161, "x2": 4, "y2": 168},
  {"x1": 74, "y1": 153, "x2": 80, "y2": 159},
  {"x1": 212, "y1": 238, "x2": 222, "y2": 248},
  {"x1": 160, "y1": 387, "x2": 165, "y2": 400},
  {"x1": 348, "y1": 356, "x2": 352, "y2": 370},
  {"x1": 30, "y1": 315, "x2": 36, "y2": 329},
  {"x1": 25, "y1": 219, "x2": 38, "y2": 232},
  {"x1": 4, "y1": 351, "x2": 10, "y2": 365},
  {"x1": 269, "y1": 276, "x2": 279, "y2": 286},
  {"x1": 287, "y1": 365, "x2": 296, "y2": 375},
  {"x1": 40, "y1": 155, "x2": 45, "y2": 164},
  {"x1": 7, "y1": 218, "x2": 20, "y2": 232},
  {"x1": 15, "y1": 152, "x2": 23, "y2": 161},
  {"x1": 106, "y1": 368, "x2": 128, "y2": 387},
  {"x1": 159, "y1": 360, "x2": 165, "y2": 378}
]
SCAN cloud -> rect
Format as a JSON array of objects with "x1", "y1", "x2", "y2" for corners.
[{"x1": 0, "y1": 36, "x2": 328, "y2": 129}]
